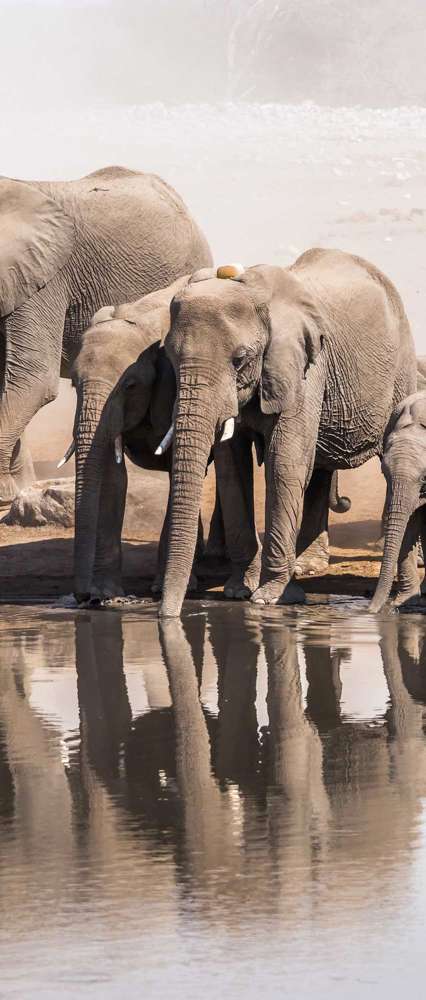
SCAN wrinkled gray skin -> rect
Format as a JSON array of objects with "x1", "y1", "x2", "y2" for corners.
[
  {"x1": 0, "y1": 165, "x2": 211, "y2": 505},
  {"x1": 71, "y1": 278, "x2": 190, "y2": 602},
  {"x1": 160, "y1": 249, "x2": 416, "y2": 617},
  {"x1": 370, "y1": 391, "x2": 426, "y2": 612}
]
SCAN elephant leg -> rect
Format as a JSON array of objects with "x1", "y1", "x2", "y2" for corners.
[
  {"x1": 251, "y1": 416, "x2": 320, "y2": 605},
  {"x1": 91, "y1": 459, "x2": 128, "y2": 600},
  {"x1": 393, "y1": 508, "x2": 422, "y2": 607},
  {"x1": 0, "y1": 291, "x2": 66, "y2": 504},
  {"x1": 251, "y1": 480, "x2": 306, "y2": 605},
  {"x1": 152, "y1": 476, "x2": 200, "y2": 595},
  {"x1": 420, "y1": 513, "x2": 426, "y2": 596},
  {"x1": 214, "y1": 435, "x2": 261, "y2": 600},
  {"x1": 10, "y1": 432, "x2": 36, "y2": 493},
  {"x1": 204, "y1": 483, "x2": 227, "y2": 560},
  {"x1": 294, "y1": 468, "x2": 333, "y2": 578}
]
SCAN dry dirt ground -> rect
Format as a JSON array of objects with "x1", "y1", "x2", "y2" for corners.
[{"x1": 0, "y1": 457, "x2": 397, "y2": 599}]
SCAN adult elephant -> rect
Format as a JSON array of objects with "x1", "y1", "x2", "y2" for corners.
[
  {"x1": 159, "y1": 249, "x2": 416, "y2": 617},
  {"x1": 0, "y1": 165, "x2": 211, "y2": 504}
]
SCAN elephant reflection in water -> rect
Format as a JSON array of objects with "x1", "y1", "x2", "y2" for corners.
[
  {"x1": 159, "y1": 609, "x2": 426, "y2": 921},
  {"x1": 2, "y1": 611, "x2": 426, "y2": 930},
  {"x1": 0, "y1": 623, "x2": 75, "y2": 923},
  {"x1": 69, "y1": 610, "x2": 426, "y2": 922},
  {"x1": 379, "y1": 618, "x2": 426, "y2": 804}
]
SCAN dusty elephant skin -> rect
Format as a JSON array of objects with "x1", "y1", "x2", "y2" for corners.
[
  {"x1": 159, "y1": 249, "x2": 416, "y2": 617},
  {"x1": 0, "y1": 165, "x2": 212, "y2": 506},
  {"x1": 370, "y1": 390, "x2": 426, "y2": 612}
]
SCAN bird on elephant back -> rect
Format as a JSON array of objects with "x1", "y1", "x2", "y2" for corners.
[
  {"x1": 0, "y1": 165, "x2": 212, "y2": 507},
  {"x1": 69, "y1": 272, "x2": 354, "y2": 605},
  {"x1": 157, "y1": 249, "x2": 416, "y2": 617}
]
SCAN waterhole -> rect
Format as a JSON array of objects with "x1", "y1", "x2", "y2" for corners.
[{"x1": 0, "y1": 596, "x2": 425, "y2": 998}]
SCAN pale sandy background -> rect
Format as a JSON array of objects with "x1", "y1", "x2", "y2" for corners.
[{"x1": 2, "y1": 2, "x2": 426, "y2": 543}]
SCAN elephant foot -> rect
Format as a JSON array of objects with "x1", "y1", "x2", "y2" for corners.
[
  {"x1": 0, "y1": 474, "x2": 19, "y2": 508},
  {"x1": 251, "y1": 579, "x2": 306, "y2": 606},
  {"x1": 75, "y1": 579, "x2": 126, "y2": 606},
  {"x1": 392, "y1": 585, "x2": 423, "y2": 610},
  {"x1": 295, "y1": 532, "x2": 330, "y2": 578},
  {"x1": 224, "y1": 562, "x2": 260, "y2": 600},
  {"x1": 91, "y1": 579, "x2": 125, "y2": 600},
  {"x1": 224, "y1": 576, "x2": 251, "y2": 600}
]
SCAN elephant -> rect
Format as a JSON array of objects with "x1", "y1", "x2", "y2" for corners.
[
  {"x1": 69, "y1": 275, "x2": 205, "y2": 602},
  {"x1": 370, "y1": 390, "x2": 426, "y2": 612},
  {"x1": 158, "y1": 249, "x2": 416, "y2": 617},
  {"x1": 0, "y1": 165, "x2": 211, "y2": 505},
  {"x1": 417, "y1": 356, "x2": 426, "y2": 390}
]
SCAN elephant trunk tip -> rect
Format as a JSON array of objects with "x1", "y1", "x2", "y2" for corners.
[{"x1": 368, "y1": 595, "x2": 384, "y2": 614}]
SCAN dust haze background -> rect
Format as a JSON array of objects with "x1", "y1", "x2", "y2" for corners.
[{"x1": 1, "y1": 0, "x2": 426, "y2": 528}]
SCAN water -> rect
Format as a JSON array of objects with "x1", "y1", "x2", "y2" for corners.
[{"x1": 0, "y1": 597, "x2": 425, "y2": 997}]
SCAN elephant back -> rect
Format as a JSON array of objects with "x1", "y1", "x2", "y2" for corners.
[
  {"x1": 38, "y1": 166, "x2": 212, "y2": 296},
  {"x1": 0, "y1": 178, "x2": 75, "y2": 318}
]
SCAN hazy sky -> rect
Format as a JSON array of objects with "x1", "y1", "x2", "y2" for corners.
[{"x1": 1, "y1": 0, "x2": 426, "y2": 108}]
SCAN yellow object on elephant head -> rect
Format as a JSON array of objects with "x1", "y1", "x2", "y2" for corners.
[{"x1": 216, "y1": 263, "x2": 245, "y2": 279}]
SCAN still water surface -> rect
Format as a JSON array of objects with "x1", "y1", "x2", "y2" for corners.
[{"x1": 0, "y1": 597, "x2": 425, "y2": 998}]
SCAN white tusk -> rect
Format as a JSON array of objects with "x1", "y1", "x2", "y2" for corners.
[
  {"x1": 220, "y1": 417, "x2": 235, "y2": 442},
  {"x1": 114, "y1": 434, "x2": 123, "y2": 464},
  {"x1": 155, "y1": 423, "x2": 174, "y2": 456},
  {"x1": 57, "y1": 441, "x2": 75, "y2": 469}
]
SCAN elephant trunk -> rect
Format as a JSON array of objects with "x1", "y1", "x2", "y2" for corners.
[
  {"x1": 73, "y1": 383, "x2": 111, "y2": 601},
  {"x1": 370, "y1": 478, "x2": 420, "y2": 613},
  {"x1": 160, "y1": 369, "x2": 218, "y2": 617},
  {"x1": 329, "y1": 470, "x2": 351, "y2": 514}
]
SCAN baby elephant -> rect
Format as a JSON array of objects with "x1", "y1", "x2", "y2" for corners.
[
  {"x1": 67, "y1": 276, "x2": 200, "y2": 603},
  {"x1": 370, "y1": 391, "x2": 426, "y2": 612}
]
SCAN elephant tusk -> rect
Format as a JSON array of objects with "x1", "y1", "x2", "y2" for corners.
[
  {"x1": 155, "y1": 424, "x2": 174, "y2": 456},
  {"x1": 220, "y1": 417, "x2": 235, "y2": 442},
  {"x1": 57, "y1": 441, "x2": 75, "y2": 469},
  {"x1": 114, "y1": 434, "x2": 123, "y2": 464}
]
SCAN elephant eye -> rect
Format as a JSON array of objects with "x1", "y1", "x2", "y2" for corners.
[{"x1": 232, "y1": 350, "x2": 247, "y2": 370}]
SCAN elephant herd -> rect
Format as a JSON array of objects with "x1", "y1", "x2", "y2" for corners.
[{"x1": 1, "y1": 164, "x2": 425, "y2": 616}]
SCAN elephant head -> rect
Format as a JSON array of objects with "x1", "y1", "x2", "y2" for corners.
[
  {"x1": 370, "y1": 391, "x2": 426, "y2": 612},
  {"x1": 69, "y1": 298, "x2": 178, "y2": 601},
  {"x1": 160, "y1": 263, "x2": 327, "y2": 617}
]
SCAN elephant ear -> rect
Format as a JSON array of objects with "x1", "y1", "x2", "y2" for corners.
[
  {"x1": 149, "y1": 346, "x2": 176, "y2": 437},
  {"x1": 0, "y1": 178, "x2": 75, "y2": 317},
  {"x1": 239, "y1": 265, "x2": 326, "y2": 416}
]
